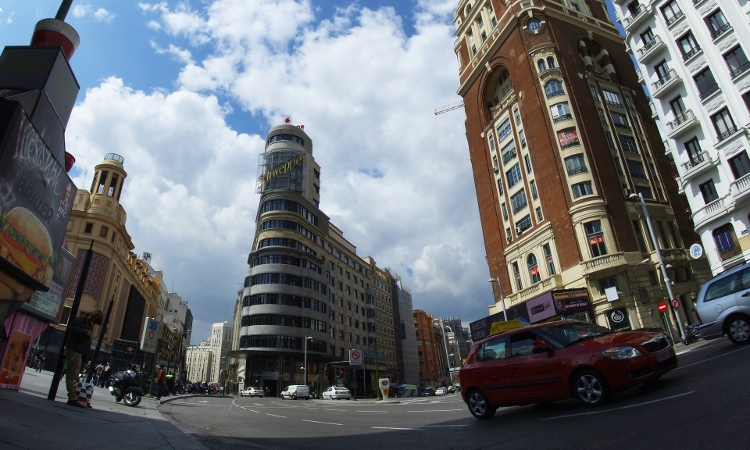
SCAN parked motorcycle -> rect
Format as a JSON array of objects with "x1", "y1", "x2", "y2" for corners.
[
  {"x1": 109, "y1": 367, "x2": 144, "y2": 407},
  {"x1": 683, "y1": 323, "x2": 701, "y2": 345}
]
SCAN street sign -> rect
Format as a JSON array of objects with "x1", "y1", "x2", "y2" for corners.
[
  {"x1": 349, "y1": 349, "x2": 363, "y2": 366},
  {"x1": 658, "y1": 302, "x2": 668, "y2": 313},
  {"x1": 140, "y1": 317, "x2": 159, "y2": 354},
  {"x1": 671, "y1": 298, "x2": 680, "y2": 309},
  {"x1": 125, "y1": 345, "x2": 136, "y2": 353}
]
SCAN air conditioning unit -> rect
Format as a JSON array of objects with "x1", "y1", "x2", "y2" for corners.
[{"x1": 516, "y1": 226, "x2": 523, "y2": 235}]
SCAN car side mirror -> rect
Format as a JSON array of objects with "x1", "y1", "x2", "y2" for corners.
[{"x1": 532, "y1": 340, "x2": 550, "y2": 353}]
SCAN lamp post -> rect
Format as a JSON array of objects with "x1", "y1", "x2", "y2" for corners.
[
  {"x1": 303, "y1": 336, "x2": 312, "y2": 386},
  {"x1": 630, "y1": 192, "x2": 685, "y2": 340},
  {"x1": 488, "y1": 278, "x2": 508, "y2": 321},
  {"x1": 439, "y1": 319, "x2": 453, "y2": 384}
]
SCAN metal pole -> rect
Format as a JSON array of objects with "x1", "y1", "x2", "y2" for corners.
[
  {"x1": 635, "y1": 192, "x2": 685, "y2": 340},
  {"x1": 55, "y1": 0, "x2": 74, "y2": 20},
  {"x1": 48, "y1": 240, "x2": 94, "y2": 401},
  {"x1": 439, "y1": 319, "x2": 452, "y2": 384},
  {"x1": 303, "y1": 337, "x2": 308, "y2": 386},
  {"x1": 489, "y1": 278, "x2": 507, "y2": 321},
  {"x1": 85, "y1": 295, "x2": 114, "y2": 383}
]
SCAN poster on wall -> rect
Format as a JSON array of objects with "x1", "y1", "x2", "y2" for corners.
[
  {"x1": 606, "y1": 307, "x2": 632, "y2": 332},
  {"x1": 526, "y1": 292, "x2": 556, "y2": 323},
  {"x1": 0, "y1": 330, "x2": 32, "y2": 389},
  {"x1": 21, "y1": 248, "x2": 75, "y2": 322}
]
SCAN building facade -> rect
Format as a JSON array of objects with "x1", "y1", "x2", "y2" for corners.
[
  {"x1": 613, "y1": 0, "x2": 750, "y2": 274},
  {"x1": 391, "y1": 271, "x2": 420, "y2": 385},
  {"x1": 235, "y1": 124, "x2": 396, "y2": 398},
  {"x1": 209, "y1": 321, "x2": 233, "y2": 383},
  {"x1": 452, "y1": 0, "x2": 712, "y2": 335},
  {"x1": 186, "y1": 340, "x2": 212, "y2": 383},
  {"x1": 413, "y1": 309, "x2": 442, "y2": 388}
]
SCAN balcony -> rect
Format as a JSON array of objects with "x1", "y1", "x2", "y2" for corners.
[
  {"x1": 553, "y1": 113, "x2": 573, "y2": 123},
  {"x1": 660, "y1": 248, "x2": 688, "y2": 263},
  {"x1": 651, "y1": 69, "x2": 682, "y2": 99},
  {"x1": 680, "y1": 151, "x2": 714, "y2": 180},
  {"x1": 636, "y1": 69, "x2": 644, "y2": 84},
  {"x1": 637, "y1": 36, "x2": 665, "y2": 64},
  {"x1": 710, "y1": 23, "x2": 733, "y2": 40},
  {"x1": 665, "y1": 10, "x2": 685, "y2": 29},
  {"x1": 682, "y1": 46, "x2": 702, "y2": 62},
  {"x1": 692, "y1": 196, "x2": 729, "y2": 229},
  {"x1": 546, "y1": 89, "x2": 566, "y2": 99},
  {"x1": 666, "y1": 110, "x2": 699, "y2": 139},
  {"x1": 730, "y1": 173, "x2": 750, "y2": 203},
  {"x1": 581, "y1": 252, "x2": 628, "y2": 277},
  {"x1": 731, "y1": 61, "x2": 750, "y2": 80},
  {"x1": 717, "y1": 126, "x2": 739, "y2": 143},
  {"x1": 649, "y1": 101, "x2": 658, "y2": 119},
  {"x1": 699, "y1": 83, "x2": 721, "y2": 103},
  {"x1": 503, "y1": 274, "x2": 564, "y2": 307},
  {"x1": 623, "y1": 5, "x2": 650, "y2": 31}
]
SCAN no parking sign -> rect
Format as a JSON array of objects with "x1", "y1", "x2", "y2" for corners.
[
  {"x1": 349, "y1": 349, "x2": 362, "y2": 366},
  {"x1": 140, "y1": 317, "x2": 159, "y2": 353}
]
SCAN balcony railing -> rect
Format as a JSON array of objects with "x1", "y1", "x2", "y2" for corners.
[
  {"x1": 731, "y1": 61, "x2": 750, "y2": 80},
  {"x1": 683, "y1": 151, "x2": 706, "y2": 170},
  {"x1": 666, "y1": 110, "x2": 698, "y2": 138},
  {"x1": 653, "y1": 69, "x2": 675, "y2": 90},
  {"x1": 546, "y1": 89, "x2": 565, "y2": 99},
  {"x1": 553, "y1": 113, "x2": 572, "y2": 123},
  {"x1": 665, "y1": 11, "x2": 684, "y2": 27},
  {"x1": 699, "y1": 83, "x2": 720, "y2": 100},
  {"x1": 717, "y1": 126, "x2": 739, "y2": 142},
  {"x1": 638, "y1": 36, "x2": 662, "y2": 59},
  {"x1": 710, "y1": 23, "x2": 732, "y2": 40},
  {"x1": 731, "y1": 173, "x2": 750, "y2": 198},
  {"x1": 682, "y1": 47, "x2": 701, "y2": 61}
]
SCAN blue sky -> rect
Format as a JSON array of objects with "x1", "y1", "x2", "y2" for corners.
[{"x1": 0, "y1": 1, "x2": 631, "y2": 346}]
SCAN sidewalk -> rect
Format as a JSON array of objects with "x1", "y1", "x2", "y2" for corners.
[{"x1": 0, "y1": 370, "x2": 207, "y2": 450}]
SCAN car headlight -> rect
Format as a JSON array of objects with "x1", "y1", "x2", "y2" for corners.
[{"x1": 602, "y1": 346, "x2": 642, "y2": 359}]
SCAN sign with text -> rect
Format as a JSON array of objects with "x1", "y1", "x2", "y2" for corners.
[
  {"x1": 526, "y1": 292, "x2": 556, "y2": 323},
  {"x1": 606, "y1": 307, "x2": 632, "y2": 332},
  {"x1": 139, "y1": 317, "x2": 159, "y2": 353},
  {"x1": 20, "y1": 248, "x2": 75, "y2": 322},
  {"x1": 349, "y1": 349, "x2": 362, "y2": 366}
]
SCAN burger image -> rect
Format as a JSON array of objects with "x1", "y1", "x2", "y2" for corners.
[{"x1": 0, "y1": 207, "x2": 54, "y2": 285}]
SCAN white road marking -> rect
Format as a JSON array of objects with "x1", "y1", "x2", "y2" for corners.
[
  {"x1": 542, "y1": 391, "x2": 695, "y2": 421},
  {"x1": 266, "y1": 413, "x2": 287, "y2": 418},
  {"x1": 407, "y1": 409, "x2": 464, "y2": 413},
  {"x1": 372, "y1": 427, "x2": 424, "y2": 431},
  {"x1": 675, "y1": 345, "x2": 750, "y2": 370},
  {"x1": 240, "y1": 407, "x2": 260, "y2": 413},
  {"x1": 423, "y1": 425, "x2": 469, "y2": 428},
  {"x1": 302, "y1": 419, "x2": 343, "y2": 426},
  {"x1": 356, "y1": 411, "x2": 388, "y2": 413}
]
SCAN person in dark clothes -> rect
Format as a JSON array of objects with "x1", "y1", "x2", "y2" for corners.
[{"x1": 64, "y1": 310, "x2": 103, "y2": 408}]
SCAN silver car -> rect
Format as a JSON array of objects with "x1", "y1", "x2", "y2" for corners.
[{"x1": 694, "y1": 262, "x2": 750, "y2": 344}]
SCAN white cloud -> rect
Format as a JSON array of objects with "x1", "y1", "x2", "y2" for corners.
[
  {"x1": 72, "y1": 4, "x2": 115, "y2": 22},
  {"x1": 71, "y1": 0, "x2": 492, "y2": 342}
]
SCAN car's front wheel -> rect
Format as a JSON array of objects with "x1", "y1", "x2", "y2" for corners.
[
  {"x1": 572, "y1": 369, "x2": 610, "y2": 407},
  {"x1": 466, "y1": 389, "x2": 496, "y2": 420},
  {"x1": 726, "y1": 315, "x2": 750, "y2": 345}
]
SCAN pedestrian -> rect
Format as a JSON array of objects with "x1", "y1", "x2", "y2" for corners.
[
  {"x1": 81, "y1": 359, "x2": 92, "y2": 379},
  {"x1": 64, "y1": 310, "x2": 103, "y2": 408},
  {"x1": 155, "y1": 364, "x2": 167, "y2": 399},
  {"x1": 93, "y1": 362, "x2": 104, "y2": 386},
  {"x1": 36, "y1": 352, "x2": 47, "y2": 372},
  {"x1": 100, "y1": 362, "x2": 112, "y2": 388},
  {"x1": 264, "y1": 386, "x2": 269, "y2": 397}
]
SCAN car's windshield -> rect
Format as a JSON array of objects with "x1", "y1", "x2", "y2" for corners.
[{"x1": 536, "y1": 321, "x2": 612, "y2": 347}]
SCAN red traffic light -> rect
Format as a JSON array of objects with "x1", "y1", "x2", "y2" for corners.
[{"x1": 339, "y1": 369, "x2": 344, "y2": 376}]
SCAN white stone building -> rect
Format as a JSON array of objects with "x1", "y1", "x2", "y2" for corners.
[
  {"x1": 210, "y1": 322, "x2": 233, "y2": 383},
  {"x1": 614, "y1": 0, "x2": 750, "y2": 274},
  {"x1": 185, "y1": 340, "x2": 212, "y2": 383}
]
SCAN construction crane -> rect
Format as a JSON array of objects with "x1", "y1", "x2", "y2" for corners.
[{"x1": 434, "y1": 100, "x2": 464, "y2": 115}]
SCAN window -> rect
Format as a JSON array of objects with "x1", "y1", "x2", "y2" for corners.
[
  {"x1": 670, "y1": 96, "x2": 686, "y2": 117},
  {"x1": 655, "y1": 60, "x2": 670, "y2": 81},
  {"x1": 614, "y1": 157, "x2": 624, "y2": 175},
  {"x1": 527, "y1": 18, "x2": 541, "y2": 32},
  {"x1": 712, "y1": 108, "x2": 737, "y2": 140},
  {"x1": 649, "y1": 271, "x2": 659, "y2": 285},
  {"x1": 84, "y1": 222, "x2": 93, "y2": 233},
  {"x1": 551, "y1": 102, "x2": 571, "y2": 122},
  {"x1": 538, "y1": 59, "x2": 547, "y2": 72},
  {"x1": 633, "y1": 219, "x2": 649, "y2": 252},
  {"x1": 619, "y1": 134, "x2": 638, "y2": 153},
  {"x1": 497, "y1": 118, "x2": 512, "y2": 141},
  {"x1": 627, "y1": 160, "x2": 647, "y2": 178},
  {"x1": 493, "y1": 155, "x2": 499, "y2": 171},
  {"x1": 488, "y1": 133, "x2": 496, "y2": 151},
  {"x1": 524, "y1": 154, "x2": 533, "y2": 173},
  {"x1": 506, "y1": 163, "x2": 522, "y2": 188},
  {"x1": 514, "y1": 107, "x2": 521, "y2": 125},
  {"x1": 713, "y1": 224, "x2": 739, "y2": 259},
  {"x1": 497, "y1": 178, "x2": 504, "y2": 195},
  {"x1": 667, "y1": 222, "x2": 681, "y2": 248},
  {"x1": 661, "y1": 1, "x2": 683, "y2": 25},
  {"x1": 478, "y1": 336, "x2": 506, "y2": 361},
  {"x1": 706, "y1": 10, "x2": 730, "y2": 39},
  {"x1": 501, "y1": 141, "x2": 517, "y2": 164},
  {"x1": 535, "y1": 206, "x2": 543, "y2": 222},
  {"x1": 565, "y1": 154, "x2": 588, "y2": 175},
  {"x1": 694, "y1": 68, "x2": 719, "y2": 99},
  {"x1": 511, "y1": 189, "x2": 528, "y2": 213},
  {"x1": 611, "y1": 112, "x2": 629, "y2": 128},
  {"x1": 640, "y1": 28, "x2": 654, "y2": 46},
  {"x1": 513, "y1": 262, "x2": 523, "y2": 290},
  {"x1": 547, "y1": 57, "x2": 555, "y2": 68},
  {"x1": 744, "y1": 92, "x2": 750, "y2": 114},
  {"x1": 543, "y1": 243, "x2": 555, "y2": 275},
  {"x1": 589, "y1": 85, "x2": 598, "y2": 100},
  {"x1": 528, "y1": 254, "x2": 541, "y2": 284},
  {"x1": 519, "y1": 130, "x2": 527, "y2": 148},
  {"x1": 725, "y1": 46, "x2": 750, "y2": 79},
  {"x1": 605, "y1": 131, "x2": 615, "y2": 148},
  {"x1": 657, "y1": 221, "x2": 671, "y2": 249},
  {"x1": 729, "y1": 151, "x2": 750, "y2": 179},
  {"x1": 635, "y1": 185, "x2": 653, "y2": 199},
  {"x1": 545, "y1": 80, "x2": 564, "y2": 98},
  {"x1": 598, "y1": 275, "x2": 619, "y2": 295},
  {"x1": 685, "y1": 138, "x2": 703, "y2": 164},
  {"x1": 585, "y1": 220, "x2": 608, "y2": 257},
  {"x1": 558, "y1": 128, "x2": 580, "y2": 149},
  {"x1": 602, "y1": 90, "x2": 622, "y2": 107},
  {"x1": 572, "y1": 181, "x2": 594, "y2": 198},
  {"x1": 501, "y1": 203, "x2": 509, "y2": 221},
  {"x1": 678, "y1": 32, "x2": 700, "y2": 60},
  {"x1": 516, "y1": 215, "x2": 532, "y2": 233},
  {"x1": 530, "y1": 180, "x2": 538, "y2": 199},
  {"x1": 99, "y1": 226, "x2": 108, "y2": 238},
  {"x1": 570, "y1": 2, "x2": 580, "y2": 11},
  {"x1": 699, "y1": 180, "x2": 719, "y2": 203}
]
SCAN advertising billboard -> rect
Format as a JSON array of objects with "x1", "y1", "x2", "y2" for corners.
[
  {"x1": 526, "y1": 292, "x2": 556, "y2": 323},
  {"x1": 0, "y1": 102, "x2": 77, "y2": 290},
  {"x1": 20, "y1": 248, "x2": 75, "y2": 322},
  {"x1": 256, "y1": 149, "x2": 307, "y2": 194}
]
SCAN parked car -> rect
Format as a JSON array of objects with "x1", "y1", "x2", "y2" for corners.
[
  {"x1": 460, "y1": 320, "x2": 677, "y2": 419},
  {"x1": 240, "y1": 386, "x2": 264, "y2": 397},
  {"x1": 420, "y1": 387, "x2": 435, "y2": 397},
  {"x1": 447, "y1": 385, "x2": 456, "y2": 394},
  {"x1": 322, "y1": 386, "x2": 351, "y2": 400},
  {"x1": 280, "y1": 385, "x2": 310, "y2": 400},
  {"x1": 435, "y1": 387, "x2": 447, "y2": 395},
  {"x1": 694, "y1": 262, "x2": 750, "y2": 345}
]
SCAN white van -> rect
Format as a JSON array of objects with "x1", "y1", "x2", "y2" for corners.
[{"x1": 281, "y1": 385, "x2": 310, "y2": 400}]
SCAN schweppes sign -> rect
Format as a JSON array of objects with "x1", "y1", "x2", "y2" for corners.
[{"x1": 259, "y1": 154, "x2": 305, "y2": 185}]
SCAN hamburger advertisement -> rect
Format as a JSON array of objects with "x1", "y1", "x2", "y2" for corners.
[{"x1": 0, "y1": 101, "x2": 77, "y2": 290}]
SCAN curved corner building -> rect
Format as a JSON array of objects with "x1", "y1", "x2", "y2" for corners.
[{"x1": 237, "y1": 124, "x2": 397, "y2": 397}]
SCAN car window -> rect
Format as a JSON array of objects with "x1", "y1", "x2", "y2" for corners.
[
  {"x1": 741, "y1": 268, "x2": 750, "y2": 290},
  {"x1": 509, "y1": 331, "x2": 536, "y2": 357},
  {"x1": 704, "y1": 271, "x2": 743, "y2": 302},
  {"x1": 478, "y1": 336, "x2": 506, "y2": 361}
]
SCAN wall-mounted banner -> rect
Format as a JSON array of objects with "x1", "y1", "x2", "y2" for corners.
[
  {"x1": 606, "y1": 307, "x2": 632, "y2": 332},
  {"x1": 256, "y1": 150, "x2": 306, "y2": 194}
]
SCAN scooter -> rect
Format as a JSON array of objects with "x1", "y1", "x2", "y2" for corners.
[
  {"x1": 683, "y1": 323, "x2": 701, "y2": 345},
  {"x1": 108, "y1": 368, "x2": 144, "y2": 407}
]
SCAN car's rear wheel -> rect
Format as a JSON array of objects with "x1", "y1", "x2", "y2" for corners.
[
  {"x1": 726, "y1": 315, "x2": 750, "y2": 345},
  {"x1": 571, "y1": 369, "x2": 610, "y2": 407},
  {"x1": 466, "y1": 389, "x2": 496, "y2": 420}
]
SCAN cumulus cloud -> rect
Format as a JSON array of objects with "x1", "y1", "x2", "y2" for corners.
[
  {"x1": 72, "y1": 4, "x2": 115, "y2": 22},
  {"x1": 72, "y1": 0, "x2": 491, "y2": 341}
]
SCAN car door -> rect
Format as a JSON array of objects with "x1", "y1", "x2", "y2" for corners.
[
  {"x1": 506, "y1": 331, "x2": 564, "y2": 402},
  {"x1": 471, "y1": 335, "x2": 514, "y2": 405},
  {"x1": 698, "y1": 269, "x2": 743, "y2": 326}
]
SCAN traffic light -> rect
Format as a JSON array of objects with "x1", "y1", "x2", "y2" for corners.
[{"x1": 336, "y1": 369, "x2": 344, "y2": 378}]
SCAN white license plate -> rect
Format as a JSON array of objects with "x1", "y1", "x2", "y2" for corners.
[{"x1": 656, "y1": 348, "x2": 675, "y2": 362}]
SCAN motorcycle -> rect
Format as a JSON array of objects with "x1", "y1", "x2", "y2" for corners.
[
  {"x1": 109, "y1": 368, "x2": 144, "y2": 407},
  {"x1": 683, "y1": 323, "x2": 701, "y2": 345}
]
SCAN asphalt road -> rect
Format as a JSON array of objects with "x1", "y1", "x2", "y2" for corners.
[{"x1": 159, "y1": 339, "x2": 750, "y2": 450}]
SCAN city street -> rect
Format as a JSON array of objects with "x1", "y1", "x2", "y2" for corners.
[{"x1": 159, "y1": 339, "x2": 750, "y2": 450}]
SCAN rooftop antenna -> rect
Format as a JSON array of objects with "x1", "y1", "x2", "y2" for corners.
[{"x1": 81, "y1": 168, "x2": 87, "y2": 190}]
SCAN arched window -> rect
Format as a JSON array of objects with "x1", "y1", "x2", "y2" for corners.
[
  {"x1": 545, "y1": 80, "x2": 564, "y2": 98},
  {"x1": 538, "y1": 59, "x2": 547, "y2": 72},
  {"x1": 547, "y1": 57, "x2": 556, "y2": 68},
  {"x1": 528, "y1": 254, "x2": 541, "y2": 284}
]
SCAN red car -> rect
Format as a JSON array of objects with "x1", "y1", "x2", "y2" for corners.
[{"x1": 460, "y1": 320, "x2": 677, "y2": 419}]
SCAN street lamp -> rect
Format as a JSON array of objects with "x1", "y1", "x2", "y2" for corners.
[
  {"x1": 439, "y1": 319, "x2": 453, "y2": 385},
  {"x1": 303, "y1": 336, "x2": 312, "y2": 386},
  {"x1": 630, "y1": 192, "x2": 685, "y2": 340},
  {"x1": 488, "y1": 278, "x2": 508, "y2": 321},
  {"x1": 632, "y1": 258, "x2": 650, "y2": 272}
]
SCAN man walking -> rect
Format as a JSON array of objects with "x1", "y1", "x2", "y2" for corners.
[
  {"x1": 64, "y1": 310, "x2": 103, "y2": 408},
  {"x1": 155, "y1": 364, "x2": 167, "y2": 400},
  {"x1": 35, "y1": 351, "x2": 47, "y2": 372}
]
